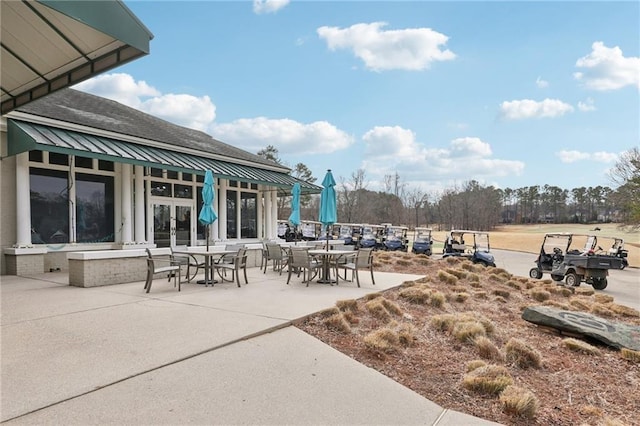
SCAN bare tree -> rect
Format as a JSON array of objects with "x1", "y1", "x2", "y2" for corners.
[{"x1": 338, "y1": 169, "x2": 367, "y2": 223}]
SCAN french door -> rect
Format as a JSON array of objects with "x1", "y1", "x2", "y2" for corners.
[{"x1": 151, "y1": 200, "x2": 194, "y2": 248}]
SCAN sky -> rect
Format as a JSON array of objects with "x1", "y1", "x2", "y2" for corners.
[{"x1": 74, "y1": 0, "x2": 640, "y2": 195}]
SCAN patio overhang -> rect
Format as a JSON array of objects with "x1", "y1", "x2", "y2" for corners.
[
  {"x1": 1, "y1": 0, "x2": 153, "y2": 115},
  {"x1": 8, "y1": 120, "x2": 322, "y2": 194}
]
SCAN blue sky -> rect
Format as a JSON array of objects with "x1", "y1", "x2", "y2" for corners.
[{"x1": 74, "y1": 0, "x2": 639, "y2": 195}]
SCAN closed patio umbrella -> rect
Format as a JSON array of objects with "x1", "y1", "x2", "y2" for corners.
[
  {"x1": 198, "y1": 170, "x2": 217, "y2": 250},
  {"x1": 318, "y1": 169, "x2": 337, "y2": 251},
  {"x1": 288, "y1": 182, "x2": 301, "y2": 241}
]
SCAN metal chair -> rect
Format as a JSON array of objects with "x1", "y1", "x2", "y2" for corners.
[
  {"x1": 144, "y1": 248, "x2": 182, "y2": 293},
  {"x1": 264, "y1": 243, "x2": 288, "y2": 274},
  {"x1": 171, "y1": 246, "x2": 204, "y2": 282},
  {"x1": 214, "y1": 248, "x2": 248, "y2": 287},
  {"x1": 339, "y1": 248, "x2": 375, "y2": 287},
  {"x1": 286, "y1": 247, "x2": 321, "y2": 286}
]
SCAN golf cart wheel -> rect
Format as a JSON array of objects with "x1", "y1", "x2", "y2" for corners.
[
  {"x1": 426, "y1": 248, "x2": 432, "y2": 256},
  {"x1": 565, "y1": 272, "x2": 580, "y2": 287},
  {"x1": 529, "y1": 268, "x2": 543, "y2": 279},
  {"x1": 551, "y1": 274, "x2": 563, "y2": 282},
  {"x1": 592, "y1": 277, "x2": 608, "y2": 290}
]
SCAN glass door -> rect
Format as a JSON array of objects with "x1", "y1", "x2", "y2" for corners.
[{"x1": 152, "y1": 201, "x2": 193, "y2": 247}]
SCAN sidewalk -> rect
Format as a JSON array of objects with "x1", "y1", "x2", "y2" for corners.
[{"x1": 1, "y1": 267, "x2": 500, "y2": 425}]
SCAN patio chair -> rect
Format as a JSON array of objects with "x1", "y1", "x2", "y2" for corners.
[
  {"x1": 286, "y1": 247, "x2": 321, "y2": 286},
  {"x1": 172, "y1": 245, "x2": 204, "y2": 282},
  {"x1": 339, "y1": 248, "x2": 375, "y2": 287},
  {"x1": 144, "y1": 248, "x2": 182, "y2": 293},
  {"x1": 214, "y1": 248, "x2": 248, "y2": 287},
  {"x1": 264, "y1": 243, "x2": 288, "y2": 274}
]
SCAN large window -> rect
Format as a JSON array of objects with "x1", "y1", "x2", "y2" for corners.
[
  {"x1": 76, "y1": 173, "x2": 114, "y2": 243},
  {"x1": 241, "y1": 193, "x2": 257, "y2": 238},
  {"x1": 30, "y1": 168, "x2": 70, "y2": 244}
]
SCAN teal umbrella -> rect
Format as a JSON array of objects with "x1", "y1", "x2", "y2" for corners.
[
  {"x1": 288, "y1": 183, "x2": 301, "y2": 240},
  {"x1": 198, "y1": 170, "x2": 217, "y2": 250},
  {"x1": 318, "y1": 170, "x2": 337, "y2": 250}
]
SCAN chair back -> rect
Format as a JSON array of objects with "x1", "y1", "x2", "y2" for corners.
[
  {"x1": 288, "y1": 247, "x2": 311, "y2": 267},
  {"x1": 236, "y1": 248, "x2": 248, "y2": 267},
  {"x1": 356, "y1": 248, "x2": 373, "y2": 267},
  {"x1": 266, "y1": 243, "x2": 284, "y2": 260}
]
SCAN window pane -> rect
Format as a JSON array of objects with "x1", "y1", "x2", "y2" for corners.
[
  {"x1": 151, "y1": 181, "x2": 172, "y2": 197},
  {"x1": 75, "y1": 156, "x2": 93, "y2": 169},
  {"x1": 182, "y1": 172, "x2": 192, "y2": 182},
  {"x1": 98, "y1": 160, "x2": 114, "y2": 171},
  {"x1": 30, "y1": 168, "x2": 69, "y2": 244},
  {"x1": 196, "y1": 174, "x2": 204, "y2": 183},
  {"x1": 49, "y1": 152, "x2": 69, "y2": 166},
  {"x1": 150, "y1": 168, "x2": 163, "y2": 177},
  {"x1": 226, "y1": 190, "x2": 237, "y2": 239},
  {"x1": 76, "y1": 173, "x2": 114, "y2": 243},
  {"x1": 241, "y1": 192, "x2": 257, "y2": 238},
  {"x1": 174, "y1": 184, "x2": 193, "y2": 199},
  {"x1": 166, "y1": 170, "x2": 178, "y2": 180},
  {"x1": 29, "y1": 151, "x2": 43, "y2": 162},
  {"x1": 251, "y1": 183, "x2": 258, "y2": 190},
  {"x1": 240, "y1": 181, "x2": 248, "y2": 189},
  {"x1": 229, "y1": 180, "x2": 238, "y2": 187}
]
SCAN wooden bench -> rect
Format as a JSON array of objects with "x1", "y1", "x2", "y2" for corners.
[{"x1": 144, "y1": 248, "x2": 182, "y2": 293}]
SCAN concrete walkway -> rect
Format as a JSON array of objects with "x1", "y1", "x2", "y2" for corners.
[{"x1": 1, "y1": 266, "x2": 500, "y2": 425}]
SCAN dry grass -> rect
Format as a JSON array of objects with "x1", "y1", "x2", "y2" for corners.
[
  {"x1": 365, "y1": 299, "x2": 392, "y2": 322},
  {"x1": 504, "y1": 338, "x2": 542, "y2": 369},
  {"x1": 466, "y1": 359, "x2": 487, "y2": 372},
  {"x1": 620, "y1": 348, "x2": 640, "y2": 363},
  {"x1": 336, "y1": 299, "x2": 359, "y2": 313},
  {"x1": 399, "y1": 287, "x2": 431, "y2": 304},
  {"x1": 562, "y1": 338, "x2": 602, "y2": 356},
  {"x1": 499, "y1": 385, "x2": 539, "y2": 419},
  {"x1": 530, "y1": 289, "x2": 551, "y2": 302},
  {"x1": 474, "y1": 336, "x2": 504, "y2": 361},
  {"x1": 462, "y1": 364, "x2": 513, "y2": 395},
  {"x1": 323, "y1": 313, "x2": 351, "y2": 333},
  {"x1": 437, "y1": 270, "x2": 458, "y2": 285},
  {"x1": 453, "y1": 320, "x2": 487, "y2": 343},
  {"x1": 363, "y1": 327, "x2": 399, "y2": 353},
  {"x1": 609, "y1": 304, "x2": 640, "y2": 318}
]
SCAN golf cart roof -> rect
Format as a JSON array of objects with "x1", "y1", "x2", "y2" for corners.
[
  {"x1": 415, "y1": 227, "x2": 433, "y2": 231},
  {"x1": 450, "y1": 229, "x2": 489, "y2": 235}
]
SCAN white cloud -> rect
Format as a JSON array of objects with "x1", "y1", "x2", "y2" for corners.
[
  {"x1": 556, "y1": 150, "x2": 618, "y2": 163},
  {"x1": 499, "y1": 98, "x2": 574, "y2": 120},
  {"x1": 536, "y1": 76, "x2": 549, "y2": 88},
  {"x1": 361, "y1": 126, "x2": 524, "y2": 182},
  {"x1": 577, "y1": 97, "x2": 596, "y2": 112},
  {"x1": 253, "y1": 0, "x2": 289, "y2": 14},
  {"x1": 73, "y1": 73, "x2": 160, "y2": 109},
  {"x1": 74, "y1": 73, "x2": 216, "y2": 131},
  {"x1": 210, "y1": 117, "x2": 354, "y2": 155},
  {"x1": 574, "y1": 42, "x2": 640, "y2": 91},
  {"x1": 317, "y1": 22, "x2": 455, "y2": 71}
]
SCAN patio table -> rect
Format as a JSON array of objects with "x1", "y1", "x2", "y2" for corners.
[
  {"x1": 308, "y1": 249, "x2": 355, "y2": 284},
  {"x1": 172, "y1": 249, "x2": 236, "y2": 286}
]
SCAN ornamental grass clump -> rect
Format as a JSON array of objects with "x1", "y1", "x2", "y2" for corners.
[
  {"x1": 452, "y1": 292, "x2": 470, "y2": 303},
  {"x1": 570, "y1": 298, "x2": 592, "y2": 311},
  {"x1": 499, "y1": 385, "x2": 539, "y2": 419},
  {"x1": 462, "y1": 364, "x2": 513, "y2": 395},
  {"x1": 506, "y1": 280, "x2": 522, "y2": 290},
  {"x1": 396, "y1": 259, "x2": 411, "y2": 267},
  {"x1": 396, "y1": 323, "x2": 417, "y2": 347},
  {"x1": 620, "y1": 348, "x2": 640, "y2": 363},
  {"x1": 575, "y1": 288, "x2": 595, "y2": 296},
  {"x1": 542, "y1": 300, "x2": 571, "y2": 310},
  {"x1": 323, "y1": 313, "x2": 351, "y2": 333},
  {"x1": 430, "y1": 314, "x2": 458, "y2": 332},
  {"x1": 429, "y1": 291, "x2": 446, "y2": 308},
  {"x1": 492, "y1": 289, "x2": 511, "y2": 299},
  {"x1": 453, "y1": 320, "x2": 486, "y2": 343},
  {"x1": 365, "y1": 299, "x2": 391, "y2": 322},
  {"x1": 381, "y1": 298, "x2": 403, "y2": 316},
  {"x1": 489, "y1": 274, "x2": 507, "y2": 284},
  {"x1": 364, "y1": 292, "x2": 383, "y2": 301},
  {"x1": 591, "y1": 303, "x2": 614, "y2": 317},
  {"x1": 437, "y1": 270, "x2": 458, "y2": 285},
  {"x1": 363, "y1": 327, "x2": 399, "y2": 353},
  {"x1": 530, "y1": 289, "x2": 551, "y2": 302},
  {"x1": 475, "y1": 336, "x2": 504, "y2": 361},
  {"x1": 609, "y1": 304, "x2": 640, "y2": 317},
  {"x1": 505, "y1": 338, "x2": 542, "y2": 369},
  {"x1": 594, "y1": 294, "x2": 614, "y2": 304},
  {"x1": 336, "y1": 299, "x2": 359, "y2": 313},
  {"x1": 318, "y1": 307, "x2": 340, "y2": 318},
  {"x1": 466, "y1": 359, "x2": 487, "y2": 372},
  {"x1": 446, "y1": 268, "x2": 468, "y2": 280},
  {"x1": 562, "y1": 338, "x2": 602, "y2": 356},
  {"x1": 399, "y1": 287, "x2": 431, "y2": 304}
]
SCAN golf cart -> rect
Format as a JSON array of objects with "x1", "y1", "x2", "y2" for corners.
[
  {"x1": 528, "y1": 233, "x2": 622, "y2": 290},
  {"x1": 606, "y1": 237, "x2": 629, "y2": 270},
  {"x1": 276, "y1": 220, "x2": 288, "y2": 240},
  {"x1": 412, "y1": 227, "x2": 433, "y2": 255},
  {"x1": 300, "y1": 220, "x2": 322, "y2": 241},
  {"x1": 383, "y1": 225, "x2": 409, "y2": 251},
  {"x1": 335, "y1": 223, "x2": 357, "y2": 245},
  {"x1": 442, "y1": 230, "x2": 496, "y2": 267},
  {"x1": 358, "y1": 224, "x2": 385, "y2": 250}
]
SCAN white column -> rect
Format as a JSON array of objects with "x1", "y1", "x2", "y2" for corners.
[
  {"x1": 212, "y1": 178, "x2": 219, "y2": 240},
  {"x1": 68, "y1": 161, "x2": 76, "y2": 242},
  {"x1": 16, "y1": 153, "x2": 32, "y2": 246},
  {"x1": 134, "y1": 165, "x2": 145, "y2": 242},
  {"x1": 236, "y1": 190, "x2": 241, "y2": 239},
  {"x1": 256, "y1": 186, "x2": 263, "y2": 240},
  {"x1": 270, "y1": 189, "x2": 278, "y2": 239},
  {"x1": 218, "y1": 179, "x2": 227, "y2": 240},
  {"x1": 121, "y1": 163, "x2": 133, "y2": 242},
  {"x1": 264, "y1": 189, "x2": 272, "y2": 240}
]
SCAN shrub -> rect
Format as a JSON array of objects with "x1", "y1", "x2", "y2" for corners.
[
  {"x1": 530, "y1": 289, "x2": 551, "y2": 302},
  {"x1": 364, "y1": 292, "x2": 383, "y2": 301},
  {"x1": 499, "y1": 385, "x2": 539, "y2": 418},
  {"x1": 591, "y1": 304, "x2": 614, "y2": 317},
  {"x1": 453, "y1": 321, "x2": 486, "y2": 343},
  {"x1": 336, "y1": 299, "x2": 358, "y2": 313},
  {"x1": 492, "y1": 289, "x2": 510, "y2": 299},
  {"x1": 506, "y1": 280, "x2": 522, "y2": 290},
  {"x1": 475, "y1": 336, "x2": 504, "y2": 361},
  {"x1": 462, "y1": 364, "x2": 513, "y2": 395},
  {"x1": 397, "y1": 323, "x2": 417, "y2": 347},
  {"x1": 429, "y1": 291, "x2": 446, "y2": 308},
  {"x1": 318, "y1": 307, "x2": 340, "y2": 318},
  {"x1": 446, "y1": 268, "x2": 468, "y2": 279},
  {"x1": 474, "y1": 291, "x2": 488, "y2": 299},
  {"x1": 342, "y1": 311, "x2": 359, "y2": 325},
  {"x1": 575, "y1": 288, "x2": 595, "y2": 296},
  {"x1": 620, "y1": 348, "x2": 640, "y2": 363},
  {"x1": 452, "y1": 292, "x2": 470, "y2": 303},
  {"x1": 594, "y1": 294, "x2": 614, "y2": 304},
  {"x1": 381, "y1": 298, "x2": 403, "y2": 316},
  {"x1": 399, "y1": 287, "x2": 431, "y2": 304},
  {"x1": 504, "y1": 338, "x2": 542, "y2": 369},
  {"x1": 437, "y1": 270, "x2": 458, "y2": 285},
  {"x1": 489, "y1": 274, "x2": 507, "y2": 283},
  {"x1": 466, "y1": 359, "x2": 487, "y2": 372},
  {"x1": 365, "y1": 299, "x2": 391, "y2": 322},
  {"x1": 562, "y1": 338, "x2": 602, "y2": 356},
  {"x1": 323, "y1": 313, "x2": 351, "y2": 333},
  {"x1": 363, "y1": 327, "x2": 399, "y2": 353},
  {"x1": 609, "y1": 304, "x2": 640, "y2": 318},
  {"x1": 431, "y1": 314, "x2": 457, "y2": 332},
  {"x1": 570, "y1": 299, "x2": 592, "y2": 311}
]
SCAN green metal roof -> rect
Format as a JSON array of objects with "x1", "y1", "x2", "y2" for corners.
[{"x1": 8, "y1": 120, "x2": 322, "y2": 194}]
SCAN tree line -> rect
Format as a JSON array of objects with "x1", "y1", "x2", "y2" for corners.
[{"x1": 258, "y1": 146, "x2": 640, "y2": 231}]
